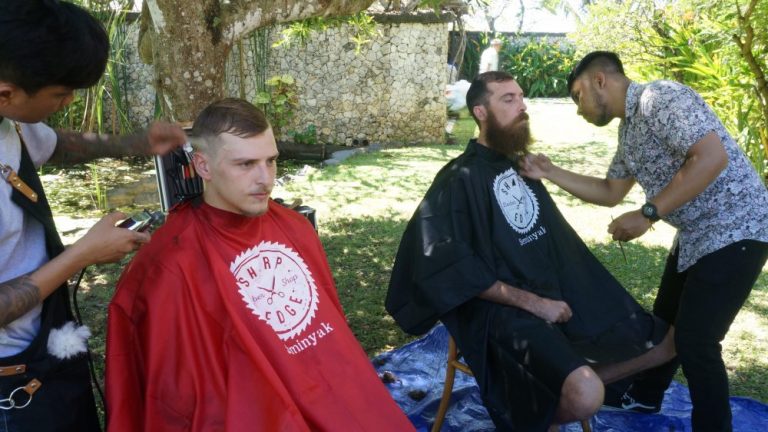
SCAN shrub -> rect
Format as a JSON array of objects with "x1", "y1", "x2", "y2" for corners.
[
  {"x1": 500, "y1": 38, "x2": 577, "y2": 98},
  {"x1": 254, "y1": 74, "x2": 299, "y2": 137}
]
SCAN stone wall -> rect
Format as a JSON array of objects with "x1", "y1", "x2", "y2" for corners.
[
  {"x1": 119, "y1": 16, "x2": 449, "y2": 146},
  {"x1": 265, "y1": 21, "x2": 449, "y2": 146}
]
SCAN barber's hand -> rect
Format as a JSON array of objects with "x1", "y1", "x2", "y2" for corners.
[
  {"x1": 533, "y1": 298, "x2": 572, "y2": 323},
  {"x1": 69, "y1": 212, "x2": 150, "y2": 266},
  {"x1": 608, "y1": 210, "x2": 652, "y2": 242},
  {"x1": 147, "y1": 122, "x2": 186, "y2": 156},
  {"x1": 519, "y1": 153, "x2": 553, "y2": 180}
]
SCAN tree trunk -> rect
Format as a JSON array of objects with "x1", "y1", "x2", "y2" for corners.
[
  {"x1": 142, "y1": 0, "x2": 374, "y2": 123},
  {"x1": 733, "y1": 0, "x2": 768, "y2": 169}
]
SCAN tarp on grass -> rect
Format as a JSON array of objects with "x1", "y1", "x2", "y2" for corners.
[{"x1": 373, "y1": 324, "x2": 768, "y2": 432}]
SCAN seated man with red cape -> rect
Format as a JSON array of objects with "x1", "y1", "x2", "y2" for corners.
[{"x1": 106, "y1": 98, "x2": 415, "y2": 432}]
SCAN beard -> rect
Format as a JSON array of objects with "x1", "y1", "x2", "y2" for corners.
[
  {"x1": 485, "y1": 110, "x2": 532, "y2": 160},
  {"x1": 588, "y1": 88, "x2": 611, "y2": 126},
  {"x1": 592, "y1": 102, "x2": 611, "y2": 126}
]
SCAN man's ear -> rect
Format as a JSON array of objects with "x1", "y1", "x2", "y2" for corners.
[
  {"x1": 193, "y1": 152, "x2": 213, "y2": 181},
  {"x1": 472, "y1": 104, "x2": 487, "y2": 122},
  {"x1": 0, "y1": 82, "x2": 19, "y2": 107},
  {"x1": 593, "y1": 71, "x2": 606, "y2": 89}
]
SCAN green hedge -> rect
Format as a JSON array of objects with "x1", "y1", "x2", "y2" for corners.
[
  {"x1": 500, "y1": 38, "x2": 577, "y2": 98},
  {"x1": 452, "y1": 33, "x2": 577, "y2": 98}
]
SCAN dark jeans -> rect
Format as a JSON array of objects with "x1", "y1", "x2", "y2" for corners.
[
  {"x1": 0, "y1": 411, "x2": 19, "y2": 432},
  {"x1": 631, "y1": 239, "x2": 768, "y2": 432}
]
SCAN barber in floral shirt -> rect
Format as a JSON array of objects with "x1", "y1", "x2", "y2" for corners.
[{"x1": 520, "y1": 51, "x2": 768, "y2": 431}]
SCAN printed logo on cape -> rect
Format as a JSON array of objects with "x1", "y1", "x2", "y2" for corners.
[
  {"x1": 231, "y1": 241, "x2": 319, "y2": 341},
  {"x1": 494, "y1": 168, "x2": 540, "y2": 234}
]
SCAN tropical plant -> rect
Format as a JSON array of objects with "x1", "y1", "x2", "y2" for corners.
[
  {"x1": 274, "y1": 12, "x2": 379, "y2": 54},
  {"x1": 501, "y1": 38, "x2": 577, "y2": 97},
  {"x1": 46, "y1": 7, "x2": 133, "y2": 134},
  {"x1": 254, "y1": 75, "x2": 299, "y2": 137},
  {"x1": 85, "y1": 164, "x2": 108, "y2": 210},
  {"x1": 644, "y1": 10, "x2": 764, "y2": 175}
]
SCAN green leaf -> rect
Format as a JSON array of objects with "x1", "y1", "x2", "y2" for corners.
[{"x1": 254, "y1": 93, "x2": 271, "y2": 104}]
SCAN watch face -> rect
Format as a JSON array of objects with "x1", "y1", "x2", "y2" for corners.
[
  {"x1": 642, "y1": 203, "x2": 657, "y2": 219},
  {"x1": 494, "y1": 169, "x2": 540, "y2": 234},
  {"x1": 231, "y1": 241, "x2": 319, "y2": 341},
  {"x1": 642, "y1": 206, "x2": 653, "y2": 217}
]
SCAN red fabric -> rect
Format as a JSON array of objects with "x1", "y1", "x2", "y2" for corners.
[{"x1": 106, "y1": 200, "x2": 414, "y2": 432}]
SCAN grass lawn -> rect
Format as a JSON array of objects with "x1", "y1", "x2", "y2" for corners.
[{"x1": 56, "y1": 98, "x2": 768, "y2": 408}]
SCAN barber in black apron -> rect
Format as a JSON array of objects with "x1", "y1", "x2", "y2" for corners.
[{"x1": 0, "y1": 129, "x2": 100, "y2": 432}]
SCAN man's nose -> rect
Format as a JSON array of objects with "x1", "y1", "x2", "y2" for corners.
[{"x1": 253, "y1": 165, "x2": 273, "y2": 185}]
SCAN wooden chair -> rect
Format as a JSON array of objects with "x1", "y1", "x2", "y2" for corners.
[{"x1": 431, "y1": 335, "x2": 592, "y2": 432}]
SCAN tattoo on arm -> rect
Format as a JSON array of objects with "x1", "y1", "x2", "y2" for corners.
[
  {"x1": 0, "y1": 275, "x2": 42, "y2": 328},
  {"x1": 50, "y1": 130, "x2": 149, "y2": 165}
]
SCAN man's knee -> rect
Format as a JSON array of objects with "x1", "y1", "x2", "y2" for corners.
[{"x1": 559, "y1": 366, "x2": 604, "y2": 420}]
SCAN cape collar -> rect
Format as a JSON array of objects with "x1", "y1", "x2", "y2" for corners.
[{"x1": 191, "y1": 195, "x2": 270, "y2": 231}]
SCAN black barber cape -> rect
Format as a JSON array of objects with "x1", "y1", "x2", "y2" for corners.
[{"x1": 386, "y1": 140, "x2": 658, "y2": 429}]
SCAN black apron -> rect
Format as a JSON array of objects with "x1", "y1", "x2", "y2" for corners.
[{"x1": 0, "y1": 139, "x2": 100, "y2": 432}]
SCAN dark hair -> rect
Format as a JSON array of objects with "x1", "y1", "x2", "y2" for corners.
[
  {"x1": 0, "y1": 0, "x2": 109, "y2": 94},
  {"x1": 567, "y1": 51, "x2": 625, "y2": 93},
  {"x1": 466, "y1": 71, "x2": 517, "y2": 125},
  {"x1": 192, "y1": 98, "x2": 271, "y2": 145}
]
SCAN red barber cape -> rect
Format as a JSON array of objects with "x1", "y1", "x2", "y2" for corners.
[{"x1": 106, "y1": 200, "x2": 414, "y2": 432}]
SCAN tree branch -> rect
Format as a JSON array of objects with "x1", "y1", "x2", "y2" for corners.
[
  {"x1": 733, "y1": 0, "x2": 768, "y2": 123},
  {"x1": 221, "y1": 0, "x2": 375, "y2": 42}
]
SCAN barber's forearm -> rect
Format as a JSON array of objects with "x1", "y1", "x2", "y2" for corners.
[
  {"x1": 51, "y1": 130, "x2": 149, "y2": 165},
  {"x1": 0, "y1": 246, "x2": 91, "y2": 327},
  {"x1": 545, "y1": 165, "x2": 632, "y2": 206},
  {"x1": 0, "y1": 275, "x2": 42, "y2": 328},
  {"x1": 649, "y1": 132, "x2": 728, "y2": 217}
]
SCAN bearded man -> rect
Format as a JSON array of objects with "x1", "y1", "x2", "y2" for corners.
[{"x1": 386, "y1": 72, "x2": 675, "y2": 432}]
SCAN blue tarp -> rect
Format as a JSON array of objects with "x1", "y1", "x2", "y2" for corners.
[{"x1": 373, "y1": 325, "x2": 768, "y2": 431}]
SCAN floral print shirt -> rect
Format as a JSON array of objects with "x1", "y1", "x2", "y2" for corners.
[{"x1": 607, "y1": 81, "x2": 768, "y2": 271}]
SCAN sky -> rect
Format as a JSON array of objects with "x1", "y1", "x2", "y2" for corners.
[{"x1": 461, "y1": 0, "x2": 581, "y2": 34}]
